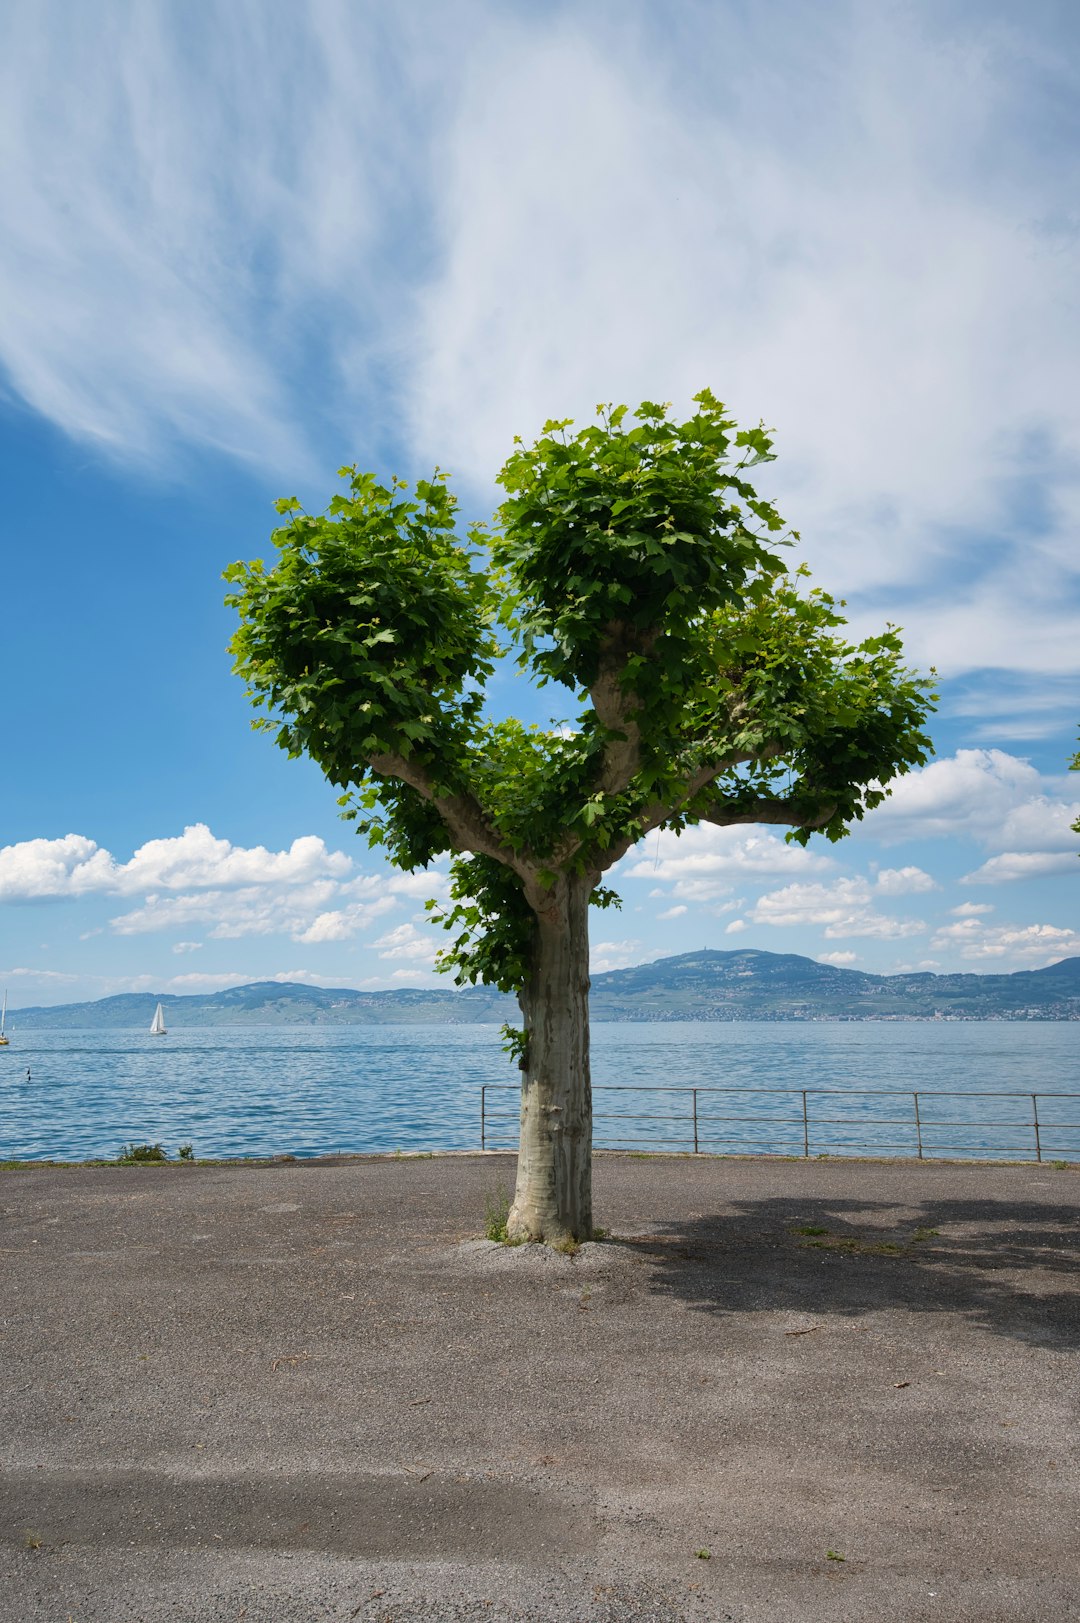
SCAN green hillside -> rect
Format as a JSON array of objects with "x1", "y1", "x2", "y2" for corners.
[{"x1": 9, "y1": 950, "x2": 1080, "y2": 1026}]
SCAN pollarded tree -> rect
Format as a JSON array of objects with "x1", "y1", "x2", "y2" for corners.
[{"x1": 226, "y1": 392, "x2": 935, "y2": 1245}]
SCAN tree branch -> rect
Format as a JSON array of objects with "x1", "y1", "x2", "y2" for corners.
[
  {"x1": 597, "y1": 757, "x2": 832, "y2": 872},
  {"x1": 698, "y1": 795, "x2": 838, "y2": 830},
  {"x1": 368, "y1": 752, "x2": 546, "y2": 901}
]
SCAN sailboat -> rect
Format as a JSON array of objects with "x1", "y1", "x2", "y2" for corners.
[
  {"x1": 0, "y1": 990, "x2": 8, "y2": 1046},
  {"x1": 149, "y1": 1002, "x2": 167, "y2": 1037}
]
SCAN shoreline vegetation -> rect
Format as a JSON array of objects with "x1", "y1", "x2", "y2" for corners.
[
  {"x1": 7, "y1": 948, "x2": 1080, "y2": 1028},
  {"x1": 2, "y1": 1149, "x2": 1076, "y2": 1172}
]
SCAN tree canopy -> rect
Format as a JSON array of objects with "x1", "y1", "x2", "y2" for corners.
[{"x1": 226, "y1": 391, "x2": 935, "y2": 989}]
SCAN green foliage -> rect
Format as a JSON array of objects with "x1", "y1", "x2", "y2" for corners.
[
  {"x1": 426, "y1": 854, "x2": 538, "y2": 992},
  {"x1": 483, "y1": 1182, "x2": 523, "y2": 1244},
  {"x1": 225, "y1": 470, "x2": 497, "y2": 793},
  {"x1": 1070, "y1": 735, "x2": 1079, "y2": 837},
  {"x1": 177, "y1": 1143, "x2": 194, "y2": 1160},
  {"x1": 117, "y1": 1142, "x2": 168, "y2": 1164},
  {"x1": 226, "y1": 394, "x2": 936, "y2": 1004},
  {"x1": 499, "y1": 1023, "x2": 529, "y2": 1067},
  {"x1": 493, "y1": 391, "x2": 791, "y2": 692}
]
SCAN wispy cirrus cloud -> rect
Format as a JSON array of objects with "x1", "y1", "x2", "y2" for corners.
[
  {"x1": 409, "y1": 5, "x2": 1080, "y2": 678},
  {"x1": 0, "y1": 0, "x2": 454, "y2": 469},
  {"x1": 1, "y1": 3, "x2": 1077, "y2": 685}
]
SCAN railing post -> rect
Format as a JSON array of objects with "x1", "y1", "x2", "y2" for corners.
[
  {"x1": 692, "y1": 1088, "x2": 699, "y2": 1154},
  {"x1": 802, "y1": 1090, "x2": 809, "y2": 1158},
  {"x1": 481, "y1": 1085, "x2": 486, "y2": 1152},
  {"x1": 914, "y1": 1092, "x2": 923, "y2": 1160},
  {"x1": 1033, "y1": 1094, "x2": 1042, "y2": 1163}
]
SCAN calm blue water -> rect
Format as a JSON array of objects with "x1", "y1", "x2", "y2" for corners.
[{"x1": 0, "y1": 1023, "x2": 1076, "y2": 1163}]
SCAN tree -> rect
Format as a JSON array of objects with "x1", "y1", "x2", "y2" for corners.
[
  {"x1": 226, "y1": 392, "x2": 935, "y2": 1245},
  {"x1": 1071, "y1": 737, "x2": 1080, "y2": 837}
]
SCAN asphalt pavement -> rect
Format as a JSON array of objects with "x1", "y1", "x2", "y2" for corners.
[{"x1": 2, "y1": 1152, "x2": 1078, "y2": 1621}]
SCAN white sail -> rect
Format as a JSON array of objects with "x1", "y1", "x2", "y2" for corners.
[
  {"x1": 149, "y1": 1002, "x2": 167, "y2": 1036},
  {"x1": 0, "y1": 989, "x2": 7, "y2": 1042}
]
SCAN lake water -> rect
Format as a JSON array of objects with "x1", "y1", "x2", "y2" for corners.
[{"x1": 0, "y1": 1022, "x2": 1076, "y2": 1164}]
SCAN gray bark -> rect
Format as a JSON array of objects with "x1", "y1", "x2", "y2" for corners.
[{"x1": 507, "y1": 875, "x2": 593, "y2": 1244}]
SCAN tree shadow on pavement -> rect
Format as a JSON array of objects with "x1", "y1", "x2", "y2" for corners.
[{"x1": 622, "y1": 1193, "x2": 1080, "y2": 1350}]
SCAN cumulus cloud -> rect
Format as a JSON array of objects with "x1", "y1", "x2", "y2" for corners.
[
  {"x1": 819, "y1": 951, "x2": 857, "y2": 966},
  {"x1": 627, "y1": 827, "x2": 833, "y2": 887},
  {"x1": 864, "y1": 751, "x2": 1080, "y2": 867},
  {"x1": 929, "y1": 919, "x2": 1079, "y2": 966},
  {"x1": 874, "y1": 867, "x2": 938, "y2": 896},
  {"x1": 749, "y1": 879, "x2": 926, "y2": 940},
  {"x1": 591, "y1": 939, "x2": 645, "y2": 973},
  {"x1": 0, "y1": 825, "x2": 351, "y2": 901},
  {"x1": 109, "y1": 884, "x2": 398, "y2": 943},
  {"x1": 657, "y1": 905, "x2": 688, "y2": 920},
  {"x1": 374, "y1": 923, "x2": 440, "y2": 964},
  {"x1": 0, "y1": 824, "x2": 451, "y2": 945}
]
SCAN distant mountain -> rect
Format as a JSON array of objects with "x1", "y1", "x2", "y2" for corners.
[{"x1": 8, "y1": 950, "x2": 1080, "y2": 1027}]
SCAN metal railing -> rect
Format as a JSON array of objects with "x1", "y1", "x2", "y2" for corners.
[{"x1": 479, "y1": 1083, "x2": 1080, "y2": 1163}]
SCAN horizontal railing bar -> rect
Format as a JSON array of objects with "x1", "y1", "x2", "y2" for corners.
[{"x1": 480, "y1": 1082, "x2": 1080, "y2": 1100}]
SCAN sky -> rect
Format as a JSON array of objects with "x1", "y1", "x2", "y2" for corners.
[{"x1": 0, "y1": 0, "x2": 1078, "y2": 1008}]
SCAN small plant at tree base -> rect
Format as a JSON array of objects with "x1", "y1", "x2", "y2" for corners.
[
  {"x1": 695, "y1": 1549, "x2": 711, "y2": 1561},
  {"x1": 484, "y1": 1182, "x2": 523, "y2": 1244},
  {"x1": 227, "y1": 391, "x2": 935, "y2": 1248},
  {"x1": 117, "y1": 1142, "x2": 168, "y2": 1164},
  {"x1": 177, "y1": 1143, "x2": 194, "y2": 1160},
  {"x1": 826, "y1": 1550, "x2": 846, "y2": 1562}
]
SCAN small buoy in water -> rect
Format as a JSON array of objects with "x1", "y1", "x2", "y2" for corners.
[{"x1": 26, "y1": 1068, "x2": 31, "y2": 1082}]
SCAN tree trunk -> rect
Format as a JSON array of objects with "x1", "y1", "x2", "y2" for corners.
[{"x1": 507, "y1": 875, "x2": 593, "y2": 1245}]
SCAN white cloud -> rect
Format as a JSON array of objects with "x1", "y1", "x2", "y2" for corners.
[
  {"x1": 929, "y1": 919, "x2": 1080, "y2": 966},
  {"x1": 590, "y1": 939, "x2": 644, "y2": 973},
  {"x1": 874, "y1": 866, "x2": 938, "y2": 895},
  {"x1": 171, "y1": 941, "x2": 203, "y2": 954},
  {"x1": 749, "y1": 878, "x2": 925, "y2": 940},
  {"x1": 1, "y1": 7, "x2": 1074, "y2": 679},
  {"x1": 961, "y1": 851, "x2": 1080, "y2": 886},
  {"x1": 410, "y1": 7, "x2": 1080, "y2": 678},
  {"x1": 109, "y1": 884, "x2": 397, "y2": 943},
  {"x1": 864, "y1": 750, "x2": 1080, "y2": 855},
  {"x1": 0, "y1": 1, "x2": 444, "y2": 469},
  {"x1": 0, "y1": 834, "x2": 114, "y2": 900},
  {"x1": 627, "y1": 827, "x2": 832, "y2": 886},
  {"x1": 657, "y1": 905, "x2": 688, "y2": 920},
  {"x1": 724, "y1": 919, "x2": 747, "y2": 935},
  {"x1": 951, "y1": 902, "x2": 994, "y2": 916},
  {"x1": 0, "y1": 825, "x2": 351, "y2": 901},
  {"x1": 0, "y1": 967, "x2": 79, "y2": 983},
  {"x1": 374, "y1": 923, "x2": 440, "y2": 964},
  {"x1": 819, "y1": 951, "x2": 857, "y2": 966}
]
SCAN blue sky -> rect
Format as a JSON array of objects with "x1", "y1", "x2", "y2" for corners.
[{"x1": 1, "y1": 0, "x2": 1077, "y2": 1007}]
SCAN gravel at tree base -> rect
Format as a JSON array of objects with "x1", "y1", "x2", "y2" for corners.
[{"x1": 1, "y1": 1152, "x2": 1077, "y2": 1622}]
